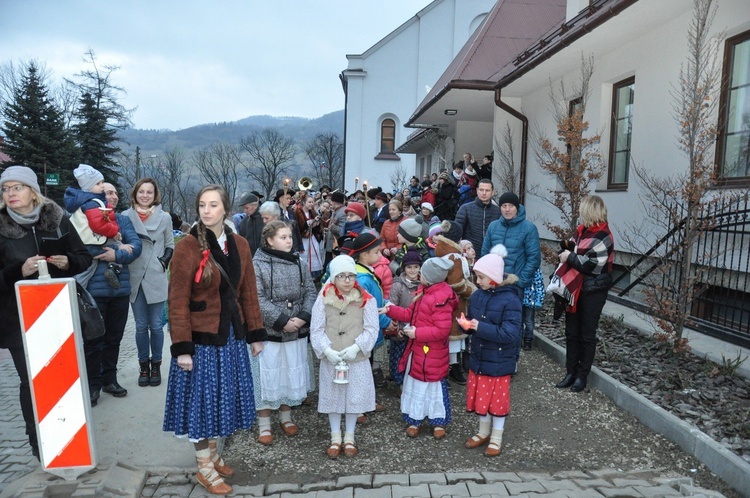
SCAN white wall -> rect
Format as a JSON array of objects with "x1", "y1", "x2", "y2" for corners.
[
  {"x1": 492, "y1": 97, "x2": 524, "y2": 194},
  {"x1": 454, "y1": 120, "x2": 493, "y2": 165},
  {"x1": 342, "y1": 0, "x2": 494, "y2": 194},
  {"x1": 509, "y1": 0, "x2": 750, "y2": 246}
]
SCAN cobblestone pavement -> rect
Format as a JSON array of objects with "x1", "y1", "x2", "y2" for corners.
[
  {"x1": 0, "y1": 310, "x2": 736, "y2": 497},
  {"x1": 142, "y1": 470, "x2": 726, "y2": 497}
]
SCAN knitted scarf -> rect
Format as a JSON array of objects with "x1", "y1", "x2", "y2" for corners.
[{"x1": 552, "y1": 222, "x2": 614, "y2": 313}]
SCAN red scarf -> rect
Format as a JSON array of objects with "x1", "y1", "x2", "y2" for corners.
[{"x1": 553, "y1": 223, "x2": 610, "y2": 313}]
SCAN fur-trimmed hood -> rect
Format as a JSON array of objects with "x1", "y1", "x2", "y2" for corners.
[
  {"x1": 498, "y1": 273, "x2": 519, "y2": 287},
  {"x1": 321, "y1": 282, "x2": 371, "y2": 310},
  {"x1": 0, "y1": 200, "x2": 65, "y2": 239}
]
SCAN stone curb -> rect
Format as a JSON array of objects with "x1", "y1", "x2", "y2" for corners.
[{"x1": 535, "y1": 331, "x2": 750, "y2": 497}]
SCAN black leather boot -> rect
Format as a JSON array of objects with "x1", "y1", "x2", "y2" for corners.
[
  {"x1": 571, "y1": 376, "x2": 587, "y2": 392},
  {"x1": 449, "y1": 363, "x2": 467, "y2": 385},
  {"x1": 138, "y1": 360, "x2": 150, "y2": 387},
  {"x1": 150, "y1": 360, "x2": 162, "y2": 387},
  {"x1": 555, "y1": 374, "x2": 576, "y2": 388}
]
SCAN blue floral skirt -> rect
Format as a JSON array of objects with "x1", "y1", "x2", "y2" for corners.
[{"x1": 163, "y1": 329, "x2": 256, "y2": 442}]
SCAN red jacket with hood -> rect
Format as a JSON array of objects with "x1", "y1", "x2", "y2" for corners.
[{"x1": 386, "y1": 281, "x2": 457, "y2": 382}]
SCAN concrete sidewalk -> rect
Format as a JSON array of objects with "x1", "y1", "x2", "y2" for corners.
[{"x1": 89, "y1": 314, "x2": 195, "y2": 472}]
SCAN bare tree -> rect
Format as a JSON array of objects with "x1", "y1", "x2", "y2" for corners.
[
  {"x1": 389, "y1": 162, "x2": 408, "y2": 193},
  {"x1": 624, "y1": 0, "x2": 725, "y2": 352},
  {"x1": 174, "y1": 174, "x2": 199, "y2": 224},
  {"x1": 239, "y1": 128, "x2": 296, "y2": 199},
  {"x1": 423, "y1": 129, "x2": 449, "y2": 172},
  {"x1": 157, "y1": 147, "x2": 188, "y2": 214},
  {"x1": 65, "y1": 49, "x2": 134, "y2": 129},
  {"x1": 193, "y1": 142, "x2": 242, "y2": 207},
  {"x1": 115, "y1": 150, "x2": 137, "y2": 195},
  {"x1": 303, "y1": 132, "x2": 344, "y2": 191},
  {"x1": 493, "y1": 122, "x2": 519, "y2": 193},
  {"x1": 530, "y1": 53, "x2": 604, "y2": 263}
]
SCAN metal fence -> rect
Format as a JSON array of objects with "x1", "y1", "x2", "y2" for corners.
[{"x1": 613, "y1": 192, "x2": 750, "y2": 348}]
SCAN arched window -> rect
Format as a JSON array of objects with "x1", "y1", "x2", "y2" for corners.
[{"x1": 380, "y1": 118, "x2": 395, "y2": 153}]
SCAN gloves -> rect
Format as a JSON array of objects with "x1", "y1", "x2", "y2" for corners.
[
  {"x1": 339, "y1": 344, "x2": 361, "y2": 362},
  {"x1": 159, "y1": 247, "x2": 174, "y2": 271},
  {"x1": 323, "y1": 347, "x2": 341, "y2": 365}
]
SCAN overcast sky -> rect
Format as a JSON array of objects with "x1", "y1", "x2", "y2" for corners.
[{"x1": 1, "y1": 0, "x2": 433, "y2": 131}]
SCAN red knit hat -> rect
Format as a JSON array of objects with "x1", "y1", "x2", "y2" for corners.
[{"x1": 344, "y1": 201, "x2": 366, "y2": 220}]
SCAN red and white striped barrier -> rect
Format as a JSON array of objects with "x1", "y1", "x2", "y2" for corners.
[{"x1": 16, "y1": 265, "x2": 96, "y2": 480}]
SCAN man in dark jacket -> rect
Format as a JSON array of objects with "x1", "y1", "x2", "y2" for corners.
[
  {"x1": 84, "y1": 183, "x2": 143, "y2": 406},
  {"x1": 454, "y1": 179, "x2": 501, "y2": 253},
  {"x1": 368, "y1": 190, "x2": 389, "y2": 232},
  {"x1": 237, "y1": 192, "x2": 262, "y2": 255},
  {"x1": 274, "y1": 188, "x2": 302, "y2": 252}
]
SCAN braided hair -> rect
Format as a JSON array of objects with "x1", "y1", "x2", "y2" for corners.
[{"x1": 193, "y1": 184, "x2": 231, "y2": 285}]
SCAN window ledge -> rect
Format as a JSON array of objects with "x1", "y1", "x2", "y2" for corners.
[
  {"x1": 374, "y1": 152, "x2": 400, "y2": 161},
  {"x1": 597, "y1": 186, "x2": 628, "y2": 193},
  {"x1": 712, "y1": 177, "x2": 750, "y2": 189}
]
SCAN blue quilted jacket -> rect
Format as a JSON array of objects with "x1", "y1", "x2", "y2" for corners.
[
  {"x1": 355, "y1": 263, "x2": 391, "y2": 347},
  {"x1": 481, "y1": 205, "x2": 541, "y2": 290},
  {"x1": 466, "y1": 283, "x2": 522, "y2": 377},
  {"x1": 86, "y1": 214, "x2": 142, "y2": 299}
]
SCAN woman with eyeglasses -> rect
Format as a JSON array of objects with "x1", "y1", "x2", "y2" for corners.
[
  {"x1": 0, "y1": 166, "x2": 92, "y2": 459},
  {"x1": 251, "y1": 220, "x2": 316, "y2": 447},
  {"x1": 310, "y1": 254, "x2": 379, "y2": 459}
]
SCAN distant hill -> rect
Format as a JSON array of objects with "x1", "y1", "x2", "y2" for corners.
[{"x1": 116, "y1": 110, "x2": 344, "y2": 157}]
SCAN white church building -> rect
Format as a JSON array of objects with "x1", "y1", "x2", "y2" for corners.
[{"x1": 339, "y1": 0, "x2": 495, "y2": 194}]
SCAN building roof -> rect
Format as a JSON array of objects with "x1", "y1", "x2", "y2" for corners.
[
  {"x1": 395, "y1": 127, "x2": 432, "y2": 154},
  {"x1": 406, "y1": 0, "x2": 567, "y2": 127},
  {"x1": 494, "y1": 0, "x2": 638, "y2": 89}
]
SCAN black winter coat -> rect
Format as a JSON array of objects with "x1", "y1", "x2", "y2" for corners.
[
  {"x1": 454, "y1": 198, "x2": 501, "y2": 254},
  {"x1": 0, "y1": 200, "x2": 92, "y2": 348},
  {"x1": 238, "y1": 211, "x2": 263, "y2": 255},
  {"x1": 434, "y1": 182, "x2": 455, "y2": 220}
]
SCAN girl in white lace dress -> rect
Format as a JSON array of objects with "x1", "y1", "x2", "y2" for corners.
[{"x1": 310, "y1": 255, "x2": 379, "y2": 459}]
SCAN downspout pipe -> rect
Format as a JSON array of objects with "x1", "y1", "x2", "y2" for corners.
[
  {"x1": 494, "y1": 88, "x2": 528, "y2": 204},
  {"x1": 339, "y1": 72, "x2": 349, "y2": 190}
]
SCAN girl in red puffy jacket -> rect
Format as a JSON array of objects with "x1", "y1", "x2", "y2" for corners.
[{"x1": 382, "y1": 256, "x2": 458, "y2": 440}]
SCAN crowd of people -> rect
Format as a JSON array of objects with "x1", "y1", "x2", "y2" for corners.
[{"x1": 0, "y1": 156, "x2": 615, "y2": 495}]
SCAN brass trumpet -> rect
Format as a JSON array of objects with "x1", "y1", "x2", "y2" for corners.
[{"x1": 298, "y1": 176, "x2": 313, "y2": 191}]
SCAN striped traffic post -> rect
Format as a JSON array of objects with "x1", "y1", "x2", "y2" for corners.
[{"x1": 15, "y1": 260, "x2": 97, "y2": 480}]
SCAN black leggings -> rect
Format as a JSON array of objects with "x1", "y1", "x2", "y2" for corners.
[{"x1": 8, "y1": 345, "x2": 39, "y2": 458}]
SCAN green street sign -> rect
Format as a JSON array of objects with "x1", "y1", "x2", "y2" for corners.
[{"x1": 45, "y1": 174, "x2": 60, "y2": 186}]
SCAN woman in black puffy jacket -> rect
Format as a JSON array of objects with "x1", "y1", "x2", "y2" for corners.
[{"x1": 0, "y1": 166, "x2": 91, "y2": 459}]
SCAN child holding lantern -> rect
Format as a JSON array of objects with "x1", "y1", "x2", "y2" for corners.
[{"x1": 310, "y1": 255, "x2": 379, "y2": 459}]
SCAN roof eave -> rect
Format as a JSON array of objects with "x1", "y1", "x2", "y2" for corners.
[
  {"x1": 494, "y1": 0, "x2": 639, "y2": 90},
  {"x1": 405, "y1": 80, "x2": 496, "y2": 128}
]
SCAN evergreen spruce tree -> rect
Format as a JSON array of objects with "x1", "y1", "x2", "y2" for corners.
[
  {"x1": 73, "y1": 91, "x2": 120, "y2": 182},
  {"x1": 0, "y1": 61, "x2": 77, "y2": 203}
]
